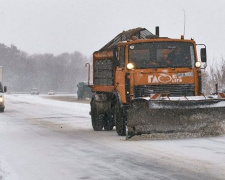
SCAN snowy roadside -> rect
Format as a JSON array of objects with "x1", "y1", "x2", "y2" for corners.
[
  {"x1": 5, "y1": 94, "x2": 90, "y2": 117},
  {"x1": 42, "y1": 94, "x2": 90, "y2": 104},
  {"x1": 5, "y1": 94, "x2": 225, "y2": 166},
  {"x1": 1, "y1": 94, "x2": 91, "y2": 180},
  {"x1": 0, "y1": 157, "x2": 18, "y2": 180},
  {"x1": 1, "y1": 94, "x2": 225, "y2": 179}
]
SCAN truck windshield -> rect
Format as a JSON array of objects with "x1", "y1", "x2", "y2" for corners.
[{"x1": 128, "y1": 42, "x2": 195, "y2": 68}]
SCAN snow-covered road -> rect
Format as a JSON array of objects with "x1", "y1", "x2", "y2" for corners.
[{"x1": 0, "y1": 95, "x2": 225, "y2": 180}]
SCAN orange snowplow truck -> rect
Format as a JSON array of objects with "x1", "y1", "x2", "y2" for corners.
[{"x1": 88, "y1": 27, "x2": 225, "y2": 138}]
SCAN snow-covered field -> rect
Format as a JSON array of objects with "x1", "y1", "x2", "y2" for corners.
[{"x1": 0, "y1": 94, "x2": 225, "y2": 180}]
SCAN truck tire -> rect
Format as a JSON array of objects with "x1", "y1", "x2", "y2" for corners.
[
  {"x1": 103, "y1": 111, "x2": 114, "y2": 131},
  {"x1": 91, "y1": 106, "x2": 104, "y2": 131},
  {"x1": 114, "y1": 100, "x2": 126, "y2": 136},
  {"x1": 91, "y1": 96, "x2": 104, "y2": 131}
]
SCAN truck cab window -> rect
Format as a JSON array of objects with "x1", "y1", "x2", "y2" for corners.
[{"x1": 129, "y1": 42, "x2": 195, "y2": 68}]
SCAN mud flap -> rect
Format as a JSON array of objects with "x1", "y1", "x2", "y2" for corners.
[{"x1": 127, "y1": 98, "x2": 225, "y2": 138}]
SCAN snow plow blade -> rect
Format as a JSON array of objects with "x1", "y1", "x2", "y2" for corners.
[{"x1": 127, "y1": 97, "x2": 225, "y2": 139}]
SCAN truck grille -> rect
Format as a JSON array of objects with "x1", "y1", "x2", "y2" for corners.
[{"x1": 134, "y1": 84, "x2": 195, "y2": 97}]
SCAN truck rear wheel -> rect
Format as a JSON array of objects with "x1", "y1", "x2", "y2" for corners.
[
  {"x1": 91, "y1": 107, "x2": 104, "y2": 131},
  {"x1": 114, "y1": 101, "x2": 126, "y2": 136},
  {"x1": 103, "y1": 111, "x2": 114, "y2": 131}
]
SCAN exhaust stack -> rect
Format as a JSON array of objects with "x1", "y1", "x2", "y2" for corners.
[{"x1": 155, "y1": 26, "x2": 159, "y2": 37}]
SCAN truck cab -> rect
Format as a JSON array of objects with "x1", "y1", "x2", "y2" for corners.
[
  {"x1": 77, "y1": 82, "x2": 92, "y2": 100},
  {"x1": 115, "y1": 38, "x2": 205, "y2": 104},
  {"x1": 31, "y1": 88, "x2": 39, "y2": 95}
]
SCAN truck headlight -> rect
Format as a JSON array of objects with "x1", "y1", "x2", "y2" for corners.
[
  {"x1": 195, "y1": 62, "x2": 201, "y2": 68},
  {"x1": 127, "y1": 63, "x2": 134, "y2": 70},
  {"x1": 0, "y1": 97, "x2": 4, "y2": 103}
]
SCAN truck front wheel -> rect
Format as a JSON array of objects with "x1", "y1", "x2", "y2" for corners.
[{"x1": 114, "y1": 101, "x2": 126, "y2": 136}]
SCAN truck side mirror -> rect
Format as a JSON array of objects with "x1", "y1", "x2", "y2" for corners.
[
  {"x1": 4, "y1": 86, "x2": 7, "y2": 93},
  {"x1": 201, "y1": 48, "x2": 207, "y2": 62}
]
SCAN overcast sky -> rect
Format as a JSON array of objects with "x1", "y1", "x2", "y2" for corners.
[{"x1": 0, "y1": 0, "x2": 225, "y2": 65}]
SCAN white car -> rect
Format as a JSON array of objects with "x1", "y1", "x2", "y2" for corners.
[
  {"x1": 48, "y1": 90, "x2": 55, "y2": 95},
  {"x1": 0, "y1": 93, "x2": 4, "y2": 112},
  {"x1": 0, "y1": 83, "x2": 7, "y2": 112}
]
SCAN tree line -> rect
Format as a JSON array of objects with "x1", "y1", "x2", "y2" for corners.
[
  {"x1": 202, "y1": 58, "x2": 225, "y2": 94},
  {"x1": 0, "y1": 43, "x2": 91, "y2": 93}
]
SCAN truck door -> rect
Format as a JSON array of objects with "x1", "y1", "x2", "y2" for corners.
[{"x1": 115, "y1": 46, "x2": 127, "y2": 104}]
